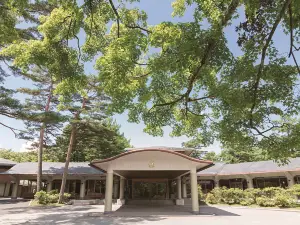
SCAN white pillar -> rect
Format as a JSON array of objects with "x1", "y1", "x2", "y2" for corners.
[
  {"x1": 190, "y1": 168, "x2": 199, "y2": 214},
  {"x1": 119, "y1": 178, "x2": 125, "y2": 199},
  {"x1": 177, "y1": 177, "x2": 182, "y2": 199},
  {"x1": 80, "y1": 180, "x2": 86, "y2": 199},
  {"x1": 182, "y1": 177, "x2": 187, "y2": 198},
  {"x1": 285, "y1": 172, "x2": 295, "y2": 188},
  {"x1": 47, "y1": 180, "x2": 53, "y2": 192},
  {"x1": 214, "y1": 177, "x2": 220, "y2": 188},
  {"x1": 4, "y1": 183, "x2": 11, "y2": 197},
  {"x1": 11, "y1": 179, "x2": 19, "y2": 199},
  {"x1": 245, "y1": 175, "x2": 254, "y2": 189},
  {"x1": 104, "y1": 171, "x2": 113, "y2": 213},
  {"x1": 113, "y1": 179, "x2": 118, "y2": 199}
]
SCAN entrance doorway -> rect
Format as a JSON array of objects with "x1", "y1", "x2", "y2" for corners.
[{"x1": 132, "y1": 179, "x2": 167, "y2": 200}]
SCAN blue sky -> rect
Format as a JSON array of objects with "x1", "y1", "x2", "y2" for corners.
[{"x1": 0, "y1": 0, "x2": 297, "y2": 153}]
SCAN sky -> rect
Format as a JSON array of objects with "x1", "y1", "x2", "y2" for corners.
[{"x1": 0, "y1": 0, "x2": 297, "y2": 153}]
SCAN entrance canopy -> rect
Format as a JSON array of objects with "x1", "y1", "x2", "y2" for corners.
[{"x1": 90, "y1": 147, "x2": 213, "y2": 178}]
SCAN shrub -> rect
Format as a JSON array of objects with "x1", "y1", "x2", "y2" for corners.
[
  {"x1": 222, "y1": 188, "x2": 244, "y2": 204},
  {"x1": 210, "y1": 187, "x2": 224, "y2": 203},
  {"x1": 34, "y1": 191, "x2": 49, "y2": 205},
  {"x1": 34, "y1": 191, "x2": 71, "y2": 205},
  {"x1": 256, "y1": 196, "x2": 276, "y2": 207},
  {"x1": 289, "y1": 184, "x2": 300, "y2": 196},
  {"x1": 274, "y1": 193, "x2": 293, "y2": 207},
  {"x1": 206, "y1": 193, "x2": 218, "y2": 204},
  {"x1": 198, "y1": 185, "x2": 204, "y2": 200}
]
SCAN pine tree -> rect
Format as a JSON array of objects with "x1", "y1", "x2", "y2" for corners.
[
  {"x1": 18, "y1": 66, "x2": 66, "y2": 192},
  {"x1": 57, "y1": 76, "x2": 110, "y2": 203}
]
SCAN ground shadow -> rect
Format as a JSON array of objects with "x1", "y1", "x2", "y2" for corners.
[
  {"x1": 112, "y1": 203, "x2": 240, "y2": 217},
  {"x1": 200, "y1": 202, "x2": 240, "y2": 216}
]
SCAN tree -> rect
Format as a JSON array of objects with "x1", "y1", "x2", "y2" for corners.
[
  {"x1": 0, "y1": 0, "x2": 56, "y2": 134},
  {"x1": 18, "y1": 66, "x2": 66, "y2": 192},
  {"x1": 87, "y1": 0, "x2": 300, "y2": 162},
  {"x1": 45, "y1": 119, "x2": 130, "y2": 162},
  {"x1": 57, "y1": 76, "x2": 110, "y2": 203},
  {"x1": 0, "y1": 148, "x2": 38, "y2": 162}
]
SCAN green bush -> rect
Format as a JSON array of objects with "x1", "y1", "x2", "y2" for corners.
[
  {"x1": 198, "y1": 185, "x2": 204, "y2": 200},
  {"x1": 256, "y1": 196, "x2": 276, "y2": 207},
  {"x1": 222, "y1": 188, "x2": 244, "y2": 204},
  {"x1": 289, "y1": 184, "x2": 300, "y2": 196},
  {"x1": 210, "y1": 187, "x2": 224, "y2": 203},
  {"x1": 34, "y1": 191, "x2": 71, "y2": 205},
  {"x1": 274, "y1": 192, "x2": 293, "y2": 207},
  {"x1": 206, "y1": 193, "x2": 218, "y2": 204}
]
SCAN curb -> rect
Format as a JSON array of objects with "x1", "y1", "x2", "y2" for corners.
[{"x1": 203, "y1": 204, "x2": 300, "y2": 213}]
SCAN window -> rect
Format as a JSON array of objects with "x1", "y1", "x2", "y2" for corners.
[
  {"x1": 198, "y1": 180, "x2": 214, "y2": 193},
  {"x1": 253, "y1": 177, "x2": 288, "y2": 188}
]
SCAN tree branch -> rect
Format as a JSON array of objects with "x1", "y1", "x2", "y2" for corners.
[
  {"x1": 250, "y1": 0, "x2": 292, "y2": 120},
  {"x1": 108, "y1": 0, "x2": 120, "y2": 38},
  {"x1": 0, "y1": 122, "x2": 21, "y2": 137}
]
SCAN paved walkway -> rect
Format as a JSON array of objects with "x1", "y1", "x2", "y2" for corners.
[{"x1": 0, "y1": 199, "x2": 300, "y2": 225}]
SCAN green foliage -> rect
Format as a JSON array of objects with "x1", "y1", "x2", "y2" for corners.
[
  {"x1": 0, "y1": 149, "x2": 38, "y2": 162},
  {"x1": 206, "y1": 186, "x2": 298, "y2": 208},
  {"x1": 256, "y1": 196, "x2": 276, "y2": 207},
  {"x1": 198, "y1": 184, "x2": 204, "y2": 199},
  {"x1": 1, "y1": 0, "x2": 300, "y2": 162},
  {"x1": 34, "y1": 190, "x2": 70, "y2": 205},
  {"x1": 289, "y1": 184, "x2": 300, "y2": 196},
  {"x1": 222, "y1": 188, "x2": 244, "y2": 204},
  {"x1": 206, "y1": 193, "x2": 218, "y2": 204},
  {"x1": 44, "y1": 119, "x2": 131, "y2": 162}
]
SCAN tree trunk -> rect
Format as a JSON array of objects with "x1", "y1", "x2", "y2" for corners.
[
  {"x1": 37, "y1": 85, "x2": 52, "y2": 192},
  {"x1": 58, "y1": 98, "x2": 86, "y2": 203},
  {"x1": 58, "y1": 123, "x2": 77, "y2": 203}
]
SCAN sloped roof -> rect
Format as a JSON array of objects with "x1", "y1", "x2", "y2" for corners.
[
  {"x1": 198, "y1": 158, "x2": 300, "y2": 176},
  {"x1": 1, "y1": 162, "x2": 103, "y2": 175},
  {"x1": 0, "y1": 158, "x2": 17, "y2": 166}
]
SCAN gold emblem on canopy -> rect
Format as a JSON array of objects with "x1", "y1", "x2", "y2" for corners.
[{"x1": 148, "y1": 161, "x2": 155, "y2": 168}]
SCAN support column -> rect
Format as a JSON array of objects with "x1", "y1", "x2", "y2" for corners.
[
  {"x1": 4, "y1": 183, "x2": 11, "y2": 197},
  {"x1": 104, "y1": 171, "x2": 113, "y2": 214},
  {"x1": 46, "y1": 180, "x2": 53, "y2": 192},
  {"x1": 117, "y1": 177, "x2": 125, "y2": 205},
  {"x1": 166, "y1": 180, "x2": 169, "y2": 199},
  {"x1": 245, "y1": 175, "x2": 254, "y2": 189},
  {"x1": 176, "y1": 176, "x2": 184, "y2": 205},
  {"x1": 113, "y1": 179, "x2": 119, "y2": 199},
  {"x1": 177, "y1": 177, "x2": 182, "y2": 199},
  {"x1": 11, "y1": 179, "x2": 19, "y2": 199},
  {"x1": 190, "y1": 168, "x2": 199, "y2": 214},
  {"x1": 214, "y1": 177, "x2": 220, "y2": 188},
  {"x1": 80, "y1": 179, "x2": 86, "y2": 199},
  {"x1": 182, "y1": 177, "x2": 187, "y2": 198},
  {"x1": 285, "y1": 172, "x2": 295, "y2": 188}
]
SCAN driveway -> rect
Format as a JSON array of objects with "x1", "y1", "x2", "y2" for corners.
[{"x1": 0, "y1": 201, "x2": 300, "y2": 225}]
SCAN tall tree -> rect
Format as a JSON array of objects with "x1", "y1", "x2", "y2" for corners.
[
  {"x1": 18, "y1": 66, "x2": 65, "y2": 192},
  {"x1": 57, "y1": 76, "x2": 110, "y2": 203}
]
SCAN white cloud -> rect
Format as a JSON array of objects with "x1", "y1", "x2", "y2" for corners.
[{"x1": 19, "y1": 139, "x2": 38, "y2": 152}]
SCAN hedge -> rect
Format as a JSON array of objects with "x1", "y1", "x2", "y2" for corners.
[
  {"x1": 205, "y1": 184, "x2": 300, "y2": 208},
  {"x1": 34, "y1": 190, "x2": 71, "y2": 205}
]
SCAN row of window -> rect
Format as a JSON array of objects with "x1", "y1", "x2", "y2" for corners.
[{"x1": 198, "y1": 175, "x2": 300, "y2": 194}]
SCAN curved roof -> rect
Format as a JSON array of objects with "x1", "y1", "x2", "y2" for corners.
[
  {"x1": 125, "y1": 146, "x2": 196, "y2": 156},
  {"x1": 91, "y1": 149, "x2": 213, "y2": 164}
]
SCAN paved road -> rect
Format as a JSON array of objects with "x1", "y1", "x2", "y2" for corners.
[{"x1": 0, "y1": 200, "x2": 300, "y2": 225}]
